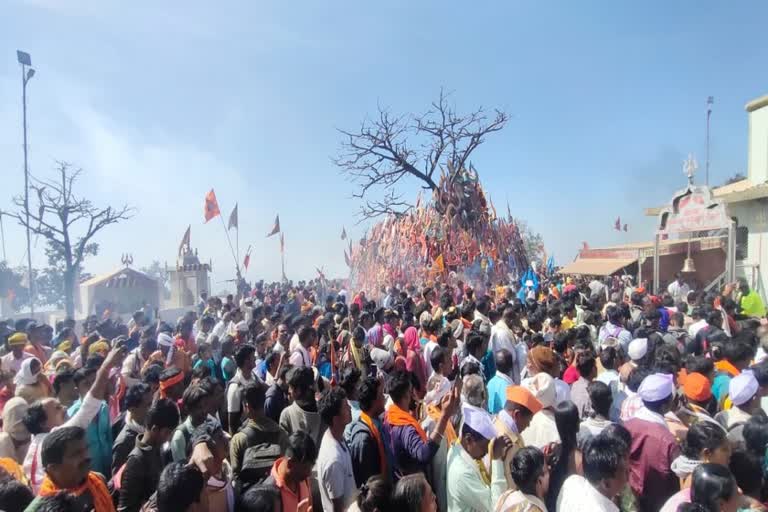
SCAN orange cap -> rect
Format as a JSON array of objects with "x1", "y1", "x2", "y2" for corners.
[
  {"x1": 506, "y1": 385, "x2": 543, "y2": 415},
  {"x1": 683, "y1": 372, "x2": 712, "y2": 402}
]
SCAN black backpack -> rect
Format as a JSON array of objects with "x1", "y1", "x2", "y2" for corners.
[{"x1": 238, "y1": 443, "x2": 282, "y2": 489}]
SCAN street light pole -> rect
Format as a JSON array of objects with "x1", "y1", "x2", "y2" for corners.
[
  {"x1": 706, "y1": 96, "x2": 714, "y2": 187},
  {"x1": 17, "y1": 50, "x2": 35, "y2": 314}
]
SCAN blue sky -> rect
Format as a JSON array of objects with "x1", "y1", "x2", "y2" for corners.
[{"x1": 1, "y1": 1, "x2": 767, "y2": 291}]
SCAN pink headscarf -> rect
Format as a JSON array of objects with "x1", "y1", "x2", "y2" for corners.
[{"x1": 404, "y1": 327, "x2": 421, "y2": 353}]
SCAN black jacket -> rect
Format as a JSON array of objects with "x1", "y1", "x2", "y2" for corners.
[
  {"x1": 347, "y1": 418, "x2": 382, "y2": 487},
  {"x1": 117, "y1": 437, "x2": 163, "y2": 512},
  {"x1": 112, "y1": 421, "x2": 143, "y2": 475},
  {"x1": 264, "y1": 384, "x2": 288, "y2": 423}
]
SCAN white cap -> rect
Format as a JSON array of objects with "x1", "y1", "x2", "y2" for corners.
[
  {"x1": 522, "y1": 373, "x2": 556, "y2": 409},
  {"x1": 638, "y1": 373, "x2": 674, "y2": 402},
  {"x1": 236, "y1": 321, "x2": 249, "y2": 333},
  {"x1": 157, "y1": 333, "x2": 174, "y2": 347},
  {"x1": 370, "y1": 347, "x2": 393, "y2": 370},
  {"x1": 729, "y1": 370, "x2": 759, "y2": 407},
  {"x1": 628, "y1": 338, "x2": 648, "y2": 361},
  {"x1": 462, "y1": 404, "x2": 497, "y2": 441}
]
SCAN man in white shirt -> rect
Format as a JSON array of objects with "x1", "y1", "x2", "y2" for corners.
[
  {"x1": 120, "y1": 337, "x2": 157, "y2": 387},
  {"x1": 289, "y1": 326, "x2": 316, "y2": 368},
  {"x1": 557, "y1": 433, "x2": 629, "y2": 512},
  {"x1": 316, "y1": 387, "x2": 355, "y2": 512},
  {"x1": 1, "y1": 333, "x2": 32, "y2": 375},
  {"x1": 226, "y1": 344, "x2": 256, "y2": 434},
  {"x1": 667, "y1": 272, "x2": 691, "y2": 305},
  {"x1": 490, "y1": 307, "x2": 526, "y2": 384},
  {"x1": 473, "y1": 297, "x2": 492, "y2": 332}
]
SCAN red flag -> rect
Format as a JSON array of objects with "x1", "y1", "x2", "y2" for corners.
[
  {"x1": 623, "y1": 224, "x2": 628, "y2": 232},
  {"x1": 344, "y1": 250, "x2": 351, "y2": 266},
  {"x1": 204, "y1": 189, "x2": 221, "y2": 223},
  {"x1": 280, "y1": 232, "x2": 285, "y2": 254},
  {"x1": 178, "y1": 225, "x2": 191, "y2": 257},
  {"x1": 614, "y1": 217, "x2": 621, "y2": 231},
  {"x1": 341, "y1": 227, "x2": 347, "y2": 240},
  {"x1": 267, "y1": 215, "x2": 280, "y2": 237},
  {"x1": 243, "y1": 245, "x2": 252, "y2": 271}
]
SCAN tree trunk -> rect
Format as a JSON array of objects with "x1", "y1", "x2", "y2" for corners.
[{"x1": 64, "y1": 265, "x2": 75, "y2": 319}]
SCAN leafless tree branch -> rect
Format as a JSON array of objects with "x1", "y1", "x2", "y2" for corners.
[{"x1": 335, "y1": 89, "x2": 508, "y2": 219}]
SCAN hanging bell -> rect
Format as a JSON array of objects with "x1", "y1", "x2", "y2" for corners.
[{"x1": 681, "y1": 257, "x2": 697, "y2": 273}]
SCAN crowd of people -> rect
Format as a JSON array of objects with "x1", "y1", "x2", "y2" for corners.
[{"x1": 0, "y1": 272, "x2": 765, "y2": 512}]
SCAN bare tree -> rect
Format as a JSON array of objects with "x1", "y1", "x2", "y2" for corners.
[
  {"x1": 335, "y1": 89, "x2": 508, "y2": 219},
  {"x1": 12, "y1": 162, "x2": 135, "y2": 318}
]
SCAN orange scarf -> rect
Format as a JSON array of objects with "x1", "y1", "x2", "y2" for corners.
[
  {"x1": 360, "y1": 412, "x2": 387, "y2": 475},
  {"x1": 715, "y1": 360, "x2": 740, "y2": 377},
  {"x1": 0, "y1": 458, "x2": 26, "y2": 485},
  {"x1": 426, "y1": 404, "x2": 456, "y2": 445},
  {"x1": 40, "y1": 472, "x2": 116, "y2": 512},
  {"x1": 385, "y1": 404, "x2": 428, "y2": 442}
]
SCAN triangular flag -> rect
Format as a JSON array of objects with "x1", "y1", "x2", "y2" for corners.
[
  {"x1": 243, "y1": 245, "x2": 252, "y2": 271},
  {"x1": 280, "y1": 232, "x2": 285, "y2": 254},
  {"x1": 623, "y1": 224, "x2": 628, "y2": 232},
  {"x1": 341, "y1": 227, "x2": 347, "y2": 240},
  {"x1": 228, "y1": 204, "x2": 238, "y2": 231},
  {"x1": 204, "y1": 189, "x2": 221, "y2": 223},
  {"x1": 434, "y1": 254, "x2": 445, "y2": 272},
  {"x1": 178, "y1": 225, "x2": 191, "y2": 258},
  {"x1": 614, "y1": 217, "x2": 621, "y2": 231},
  {"x1": 348, "y1": 239, "x2": 353, "y2": 256},
  {"x1": 267, "y1": 215, "x2": 280, "y2": 237},
  {"x1": 344, "y1": 250, "x2": 351, "y2": 266}
]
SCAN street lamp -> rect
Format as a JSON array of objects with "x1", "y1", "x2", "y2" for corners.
[{"x1": 17, "y1": 50, "x2": 35, "y2": 314}]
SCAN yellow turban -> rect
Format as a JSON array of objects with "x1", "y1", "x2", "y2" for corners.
[
  {"x1": 8, "y1": 333, "x2": 28, "y2": 346},
  {"x1": 88, "y1": 340, "x2": 109, "y2": 355}
]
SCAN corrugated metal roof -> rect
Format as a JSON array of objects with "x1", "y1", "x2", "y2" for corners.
[{"x1": 558, "y1": 258, "x2": 637, "y2": 276}]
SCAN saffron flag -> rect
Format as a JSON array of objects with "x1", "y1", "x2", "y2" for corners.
[
  {"x1": 267, "y1": 215, "x2": 280, "y2": 237},
  {"x1": 280, "y1": 232, "x2": 285, "y2": 254},
  {"x1": 614, "y1": 217, "x2": 621, "y2": 231},
  {"x1": 178, "y1": 225, "x2": 191, "y2": 257},
  {"x1": 228, "y1": 204, "x2": 238, "y2": 230},
  {"x1": 243, "y1": 245, "x2": 252, "y2": 271},
  {"x1": 341, "y1": 227, "x2": 347, "y2": 240},
  {"x1": 434, "y1": 254, "x2": 445, "y2": 272},
  {"x1": 204, "y1": 189, "x2": 220, "y2": 223}
]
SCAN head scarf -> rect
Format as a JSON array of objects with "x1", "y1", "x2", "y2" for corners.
[
  {"x1": 404, "y1": 327, "x2": 420, "y2": 352},
  {"x1": 528, "y1": 346, "x2": 557, "y2": 376},
  {"x1": 2, "y1": 398, "x2": 30, "y2": 443},
  {"x1": 523, "y1": 372, "x2": 556, "y2": 409},
  {"x1": 157, "y1": 333, "x2": 174, "y2": 348},
  {"x1": 14, "y1": 357, "x2": 41, "y2": 386}
]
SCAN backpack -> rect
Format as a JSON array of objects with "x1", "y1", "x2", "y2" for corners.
[
  {"x1": 237, "y1": 443, "x2": 282, "y2": 490},
  {"x1": 161, "y1": 424, "x2": 193, "y2": 466}
]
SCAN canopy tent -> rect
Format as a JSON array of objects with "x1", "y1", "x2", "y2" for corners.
[
  {"x1": 558, "y1": 258, "x2": 636, "y2": 276},
  {"x1": 79, "y1": 267, "x2": 159, "y2": 317}
]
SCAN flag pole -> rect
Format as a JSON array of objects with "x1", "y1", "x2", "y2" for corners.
[
  {"x1": 217, "y1": 213, "x2": 240, "y2": 275},
  {"x1": 280, "y1": 234, "x2": 287, "y2": 282}
]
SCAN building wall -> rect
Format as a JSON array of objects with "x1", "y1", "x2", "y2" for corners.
[
  {"x1": 730, "y1": 201, "x2": 768, "y2": 301},
  {"x1": 169, "y1": 269, "x2": 209, "y2": 308},
  {"x1": 641, "y1": 248, "x2": 726, "y2": 292},
  {"x1": 748, "y1": 101, "x2": 768, "y2": 184}
]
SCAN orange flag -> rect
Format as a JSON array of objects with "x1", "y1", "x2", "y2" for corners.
[
  {"x1": 434, "y1": 254, "x2": 445, "y2": 272},
  {"x1": 204, "y1": 189, "x2": 220, "y2": 223}
]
